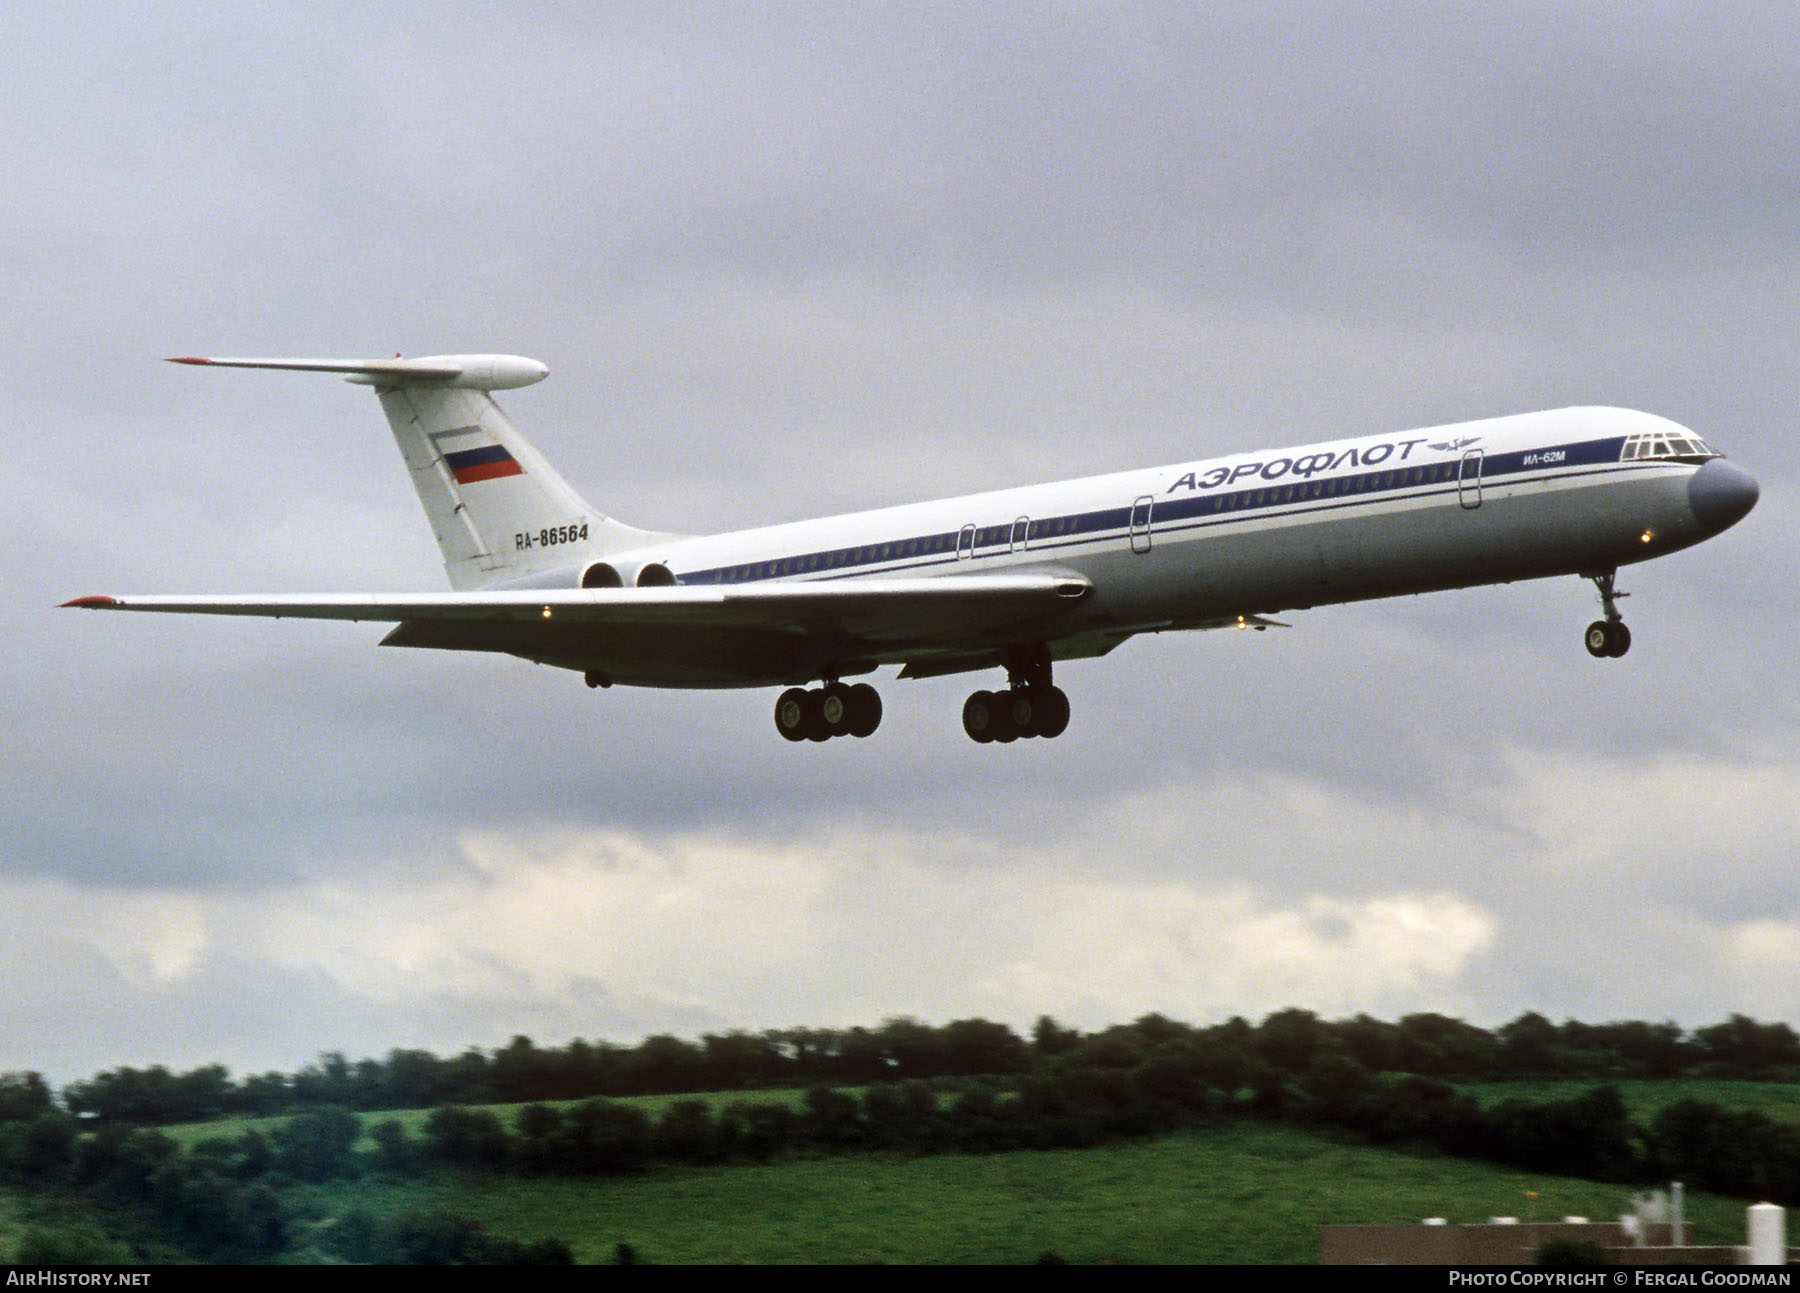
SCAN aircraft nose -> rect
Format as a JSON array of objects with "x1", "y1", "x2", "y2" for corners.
[{"x1": 1688, "y1": 457, "x2": 1759, "y2": 533}]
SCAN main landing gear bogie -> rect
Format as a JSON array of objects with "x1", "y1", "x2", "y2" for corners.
[
  {"x1": 962, "y1": 685, "x2": 1071, "y2": 743},
  {"x1": 774, "y1": 683, "x2": 882, "y2": 742},
  {"x1": 964, "y1": 645, "x2": 1071, "y2": 744}
]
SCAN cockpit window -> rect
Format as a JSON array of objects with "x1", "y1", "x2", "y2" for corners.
[{"x1": 1621, "y1": 433, "x2": 1717, "y2": 463}]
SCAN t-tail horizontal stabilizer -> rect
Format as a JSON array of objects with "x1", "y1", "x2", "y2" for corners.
[{"x1": 166, "y1": 354, "x2": 550, "y2": 391}]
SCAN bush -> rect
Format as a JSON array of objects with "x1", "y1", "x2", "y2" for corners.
[
  {"x1": 13, "y1": 1223, "x2": 135, "y2": 1265},
  {"x1": 272, "y1": 1106, "x2": 362, "y2": 1182},
  {"x1": 148, "y1": 1159, "x2": 288, "y2": 1261},
  {"x1": 422, "y1": 1105, "x2": 513, "y2": 1171},
  {"x1": 652, "y1": 1098, "x2": 726, "y2": 1164},
  {"x1": 366, "y1": 1118, "x2": 418, "y2": 1175},
  {"x1": 555, "y1": 1100, "x2": 652, "y2": 1174},
  {"x1": 385, "y1": 1210, "x2": 573, "y2": 1265},
  {"x1": 0, "y1": 1112, "x2": 79, "y2": 1181}
]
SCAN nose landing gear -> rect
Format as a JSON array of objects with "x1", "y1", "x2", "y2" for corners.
[{"x1": 1583, "y1": 570, "x2": 1632, "y2": 658}]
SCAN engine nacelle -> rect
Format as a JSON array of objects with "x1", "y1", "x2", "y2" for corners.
[
  {"x1": 490, "y1": 557, "x2": 677, "y2": 592},
  {"x1": 582, "y1": 561, "x2": 676, "y2": 587}
]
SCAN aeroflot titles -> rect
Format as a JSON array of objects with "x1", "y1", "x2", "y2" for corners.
[{"x1": 1167, "y1": 437, "x2": 1434, "y2": 494}]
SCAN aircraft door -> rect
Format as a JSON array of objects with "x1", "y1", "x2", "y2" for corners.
[
  {"x1": 1011, "y1": 516, "x2": 1030, "y2": 553},
  {"x1": 957, "y1": 524, "x2": 976, "y2": 559},
  {"x1": 1130, "y1": 495, "x2": 1154, "y2": 553},
  {"x1": 1459, "y1": 450, "x2": 1483, "y2": 509}
]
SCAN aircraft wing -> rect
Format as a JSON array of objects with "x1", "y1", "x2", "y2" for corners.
[
  {"x1": 62, "y1": 573, "x2": 1094, "y2": 685},
  {"x1": 62, "y1": 572, "x2": 1086, "y2": 630}
]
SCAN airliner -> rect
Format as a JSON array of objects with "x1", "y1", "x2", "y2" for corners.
[{"x1": 64, "y1": 354, "x2": 1759, "y2": 744}]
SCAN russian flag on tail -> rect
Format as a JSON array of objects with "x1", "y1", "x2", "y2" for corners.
[
  {"x1": 444, "y1": 443, "x2": 524, "y2": 484},
  {"x1": 429, "y1": 426, "x2": 526, "y2": 484}
]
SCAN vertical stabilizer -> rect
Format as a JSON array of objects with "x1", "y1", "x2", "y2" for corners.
[
  {"x1": 374, "y1": 382, "x2": 666, "y2": 589},
  {"x1": 169, "y1": 354, "x2": 677, "y2": 590}
]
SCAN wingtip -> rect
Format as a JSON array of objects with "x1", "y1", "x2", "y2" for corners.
[
  {"x1": 165, "y1": 356, "x2": 211, "y2": 365},
  {"x1": 61, "y1": 595, "x2": 120, "y2": 608}
]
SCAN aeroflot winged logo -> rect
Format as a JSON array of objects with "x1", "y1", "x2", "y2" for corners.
[
  {"x1": 1429, "y1": 435, "x2": 1483, "y2": 453},
  {"x1": 431, "y1": 426, "x2": 524, "y2": 484}
]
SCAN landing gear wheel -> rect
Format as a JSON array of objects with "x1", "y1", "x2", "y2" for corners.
[
  {"x1": 1001, "y1": 687, "x2": 1069, "y2": 739},
  {"x1": 1033, "y1": 685, "x2": 1071, "y2": 739},
  {"x1": 1006, "y1": 688, "x2": 1040, "y2": 736},
  {"x1": 990, "y1": 704, "x2": 1020, "y2": 743},
  {"x1": 963, "y1": 690, "x2": 999, "y2": 743},
  {"x1": 1584, "y1": 620, "x2": 1630, "y2": 658},
  {"x1": 846, "y1": 683, "x2": 882, "y2": 738},
  {"x1": 775, "y1": 688, "x2": 813, "y2": 741},
  {"x1": 818, "y1": 684, "x2": 853, "y2": 738}
]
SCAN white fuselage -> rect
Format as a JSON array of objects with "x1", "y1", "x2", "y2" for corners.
[{"x1": 573, "y1": 405, "x2": 1736, "y2": 683}]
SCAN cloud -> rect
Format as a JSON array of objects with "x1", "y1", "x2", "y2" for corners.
[
  {"x1": 1489, "y1": 745, "x2": 1800, "y2": 914},
  {"x1": 1725, "y1": 920, "x2": 1800, "y2": 1001},
  {"x1": 0, "y1": 814, "x2": 1494, "y2": 1078},
  {"x1": 10, "y1": 729, "x2": 1795, "y2": 1080},
  {"x1": 972, "y1": 886, "x2": 1497, "y2": 1023}
]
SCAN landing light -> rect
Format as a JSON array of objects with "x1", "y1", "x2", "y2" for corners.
[
  {"x1": 1236, "y1": 615, "x2": 1247, "y2": 630},
  {"x1": 1640, "y1": 529, "x2": 1655, "y2": 544},
  {"x1": 542, "y1": 605, "x2": 553, "y2": 618}
]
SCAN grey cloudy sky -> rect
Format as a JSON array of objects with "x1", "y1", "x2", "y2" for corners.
[{"x1": 4, "y1": 2, "x2": 1796, "y2": 1083}]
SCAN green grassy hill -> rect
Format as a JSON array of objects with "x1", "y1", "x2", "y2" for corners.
[
  {"x1": 271, "y1": 1120, "x2": 1751, "y2": 1264},
  {"x1": 29, "y1": 1078, "x2": 1791, "y2": 1263}
]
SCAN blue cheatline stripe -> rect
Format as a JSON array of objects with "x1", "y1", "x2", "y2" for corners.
[{"x1": 676, "y1": 437, "x2": 1653, "y2": 586}]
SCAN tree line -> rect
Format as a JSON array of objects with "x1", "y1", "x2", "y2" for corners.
[
  {"x1": 5, "y1": 1044, "x2": 1799, "y2": 1260},
  {"x1": 32, "y1": 1009, "x2": 1800, "y2": 1127},
  {"x1": 3, "y1": 1009, "x2": 1799, "y2": 1262}
]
